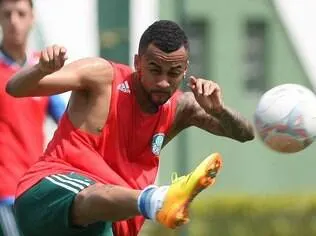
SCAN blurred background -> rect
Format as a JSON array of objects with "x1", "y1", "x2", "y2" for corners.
[{"x1": 22, "y1": 0, "x2": 316, "y2": 235}]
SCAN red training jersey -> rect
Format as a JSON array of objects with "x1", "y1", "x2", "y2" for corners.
[
  {"x1": 16, "y1": 62, "x2": 180, "y2": 235},
  {"x1": 0, "y1": 50, "x2": 49, "y2": 201}
]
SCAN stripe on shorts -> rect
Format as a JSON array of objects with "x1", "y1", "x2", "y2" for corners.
[
  {"x1": 45, "y1": 174, "x2": 92, "y2": 194},
  {"x1": 56, "y1": 174, "x2": 91, "y2": 186}
]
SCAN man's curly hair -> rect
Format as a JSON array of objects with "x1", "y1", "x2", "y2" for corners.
[{"x1": 138, "y1": 20, "x2": 189, "y2": 55}]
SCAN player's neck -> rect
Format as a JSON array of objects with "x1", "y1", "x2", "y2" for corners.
[
  {"x1": 0, "y1": 41, "x2": 27, "y2": 66},
  {"x1": 132, "y1": 73, "x2": 159, "y2": 114}
]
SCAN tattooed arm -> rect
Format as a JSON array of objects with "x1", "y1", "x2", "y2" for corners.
[
  {"x1": 188, "y1": 77, "x2": 255, "y2": 142},
  {"x1": 168, "y1": 91, "x2": 254, "y2": 143},
  {"x1": 166, "y1": 76, "x2": 254, "y2": 143},
  {"x1": 203, "y1": 104, "x2": 255, "y2": 142}
]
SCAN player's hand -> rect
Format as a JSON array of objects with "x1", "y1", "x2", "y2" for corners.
[
  {"x1": 188, "y1": 76, "x2": 224, "y2": 113},
  {"x1": 38, "y1": 45, "x2": 68, "y2": 73}
]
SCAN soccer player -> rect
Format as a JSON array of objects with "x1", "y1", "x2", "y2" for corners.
[
  {"x1": 0, "y1": 0, "x2": 66, "y2": 235},
  {"x1": 7, "y1": 20, "x2": 254, "y2": 236}
]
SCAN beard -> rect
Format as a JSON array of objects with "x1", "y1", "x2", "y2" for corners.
[
  {"x1": 148, "y1": 90, "x2": 171, "y2": 106},
  {"x1": 137, "y1": 76, "x2": 172, "y2": 110}
]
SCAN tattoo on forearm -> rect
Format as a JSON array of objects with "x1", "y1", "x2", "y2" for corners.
[
  {"x1": 212, "y1": 107, "x2": 255, "y2": 142},
  {"x1": 174, "y1": 92, "x2": 254, "y2": 143}
]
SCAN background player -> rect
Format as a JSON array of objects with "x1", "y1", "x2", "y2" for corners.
[{"x1": 0, "y1": 0, "x2": 66, "y2": 235}]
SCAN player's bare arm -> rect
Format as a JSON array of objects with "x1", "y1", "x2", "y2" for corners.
[
  {"x1": 6, "y1": 45, "x2": 113, "y2": 97},
  {"x1": 169, "y1": 76, "x2": 254, "y2": 142}
]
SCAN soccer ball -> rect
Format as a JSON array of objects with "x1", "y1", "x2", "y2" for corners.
[{"x1": 254, "y1": 83, "x2": 316, "y2": 153}]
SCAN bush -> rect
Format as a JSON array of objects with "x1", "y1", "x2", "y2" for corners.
[{"x1": 141, "y1": 196, "x2": 316, "y2": 236}]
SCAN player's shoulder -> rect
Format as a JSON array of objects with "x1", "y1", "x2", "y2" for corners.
[
  {"x1": 177, "y1": 91, "x2": 195, "y2": 107},
  {"x1": 90, "y1": 57, "x2": 114, "y2": 77},
  {"x1": 71, "y1": 57, "x2": 133, "y2": 86},
  {"x1": 165, "y1": 91, "x2": 197, "y2": 137},
  {"x1": 71, "y1": 57, "x2": 132, "y2": 74},
  {"x1": 175, "y1": 91, "x2": 201, "y2": 117},
  {"x1": 69, "y1": 57, "x2": 114, "y2": 83},
  {"x1": 76, "y1": 57, "x2": 112, "y2": 70}
]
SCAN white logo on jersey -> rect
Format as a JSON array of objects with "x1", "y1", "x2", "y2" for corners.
[
  {"x1": 31, "y1": 96, "x2": 42, "y2": 101},
  {"x1": 117, "y1": 81, "x2": 131, "y2": 94}
]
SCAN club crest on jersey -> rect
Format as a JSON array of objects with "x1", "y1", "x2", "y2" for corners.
[{"x1": 151, "y1": 133, "x2": 165, "y2": 156}]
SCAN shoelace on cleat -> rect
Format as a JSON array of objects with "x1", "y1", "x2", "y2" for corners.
[
  {"x1": 171, "y1": 172, "x2": 193, "y2": 184},
  {"x1": 171, "y1": 172, "x2": 180, "y2": 183}
]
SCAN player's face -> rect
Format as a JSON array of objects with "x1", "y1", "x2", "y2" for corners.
[
  {"x1": 0, "y1": 0, "x2": 33, "y2": 46},
  {"x1": 135, "y1": 44, "x2": 188, "y2": 106}
]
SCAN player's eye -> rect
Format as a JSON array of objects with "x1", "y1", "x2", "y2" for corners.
[
  {"x1": 18, "y1": 11, "x2": 26, "y2": 18},
  {"x1": 150, "y1": 69, "x2": 161, "y2": 75},
  {"x1": 168, "y1": 71, "x2": 181, "y2": 78}
]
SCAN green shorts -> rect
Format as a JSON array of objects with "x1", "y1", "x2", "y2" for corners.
[{"x1": 15, "y1": 173, "x2": 113, "y2": 236}]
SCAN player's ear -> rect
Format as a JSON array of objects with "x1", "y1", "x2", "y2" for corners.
[{"x1": 134, "y1": 54, "x2": 141, "y2": 73}]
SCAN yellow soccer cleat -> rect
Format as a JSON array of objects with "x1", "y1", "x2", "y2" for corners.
[{"x1": 156, "y1": 152, "x2": 223, "y2": 229}]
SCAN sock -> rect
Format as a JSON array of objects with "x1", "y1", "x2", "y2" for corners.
[{"x1": 137, "y1": 185, "x2": 169, "y2": 221}]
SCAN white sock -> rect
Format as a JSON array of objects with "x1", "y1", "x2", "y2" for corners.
[{"x1": 137, "y1": 185, "x2": 169, "y2": 221}]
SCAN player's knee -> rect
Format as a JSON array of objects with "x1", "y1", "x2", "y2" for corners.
[
  {"x1": 71, "y1": 183, "x2": 102, "y2": 225},
  {"x1": 71, "y1": 183, "x2": 107, "y2": 226}
]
